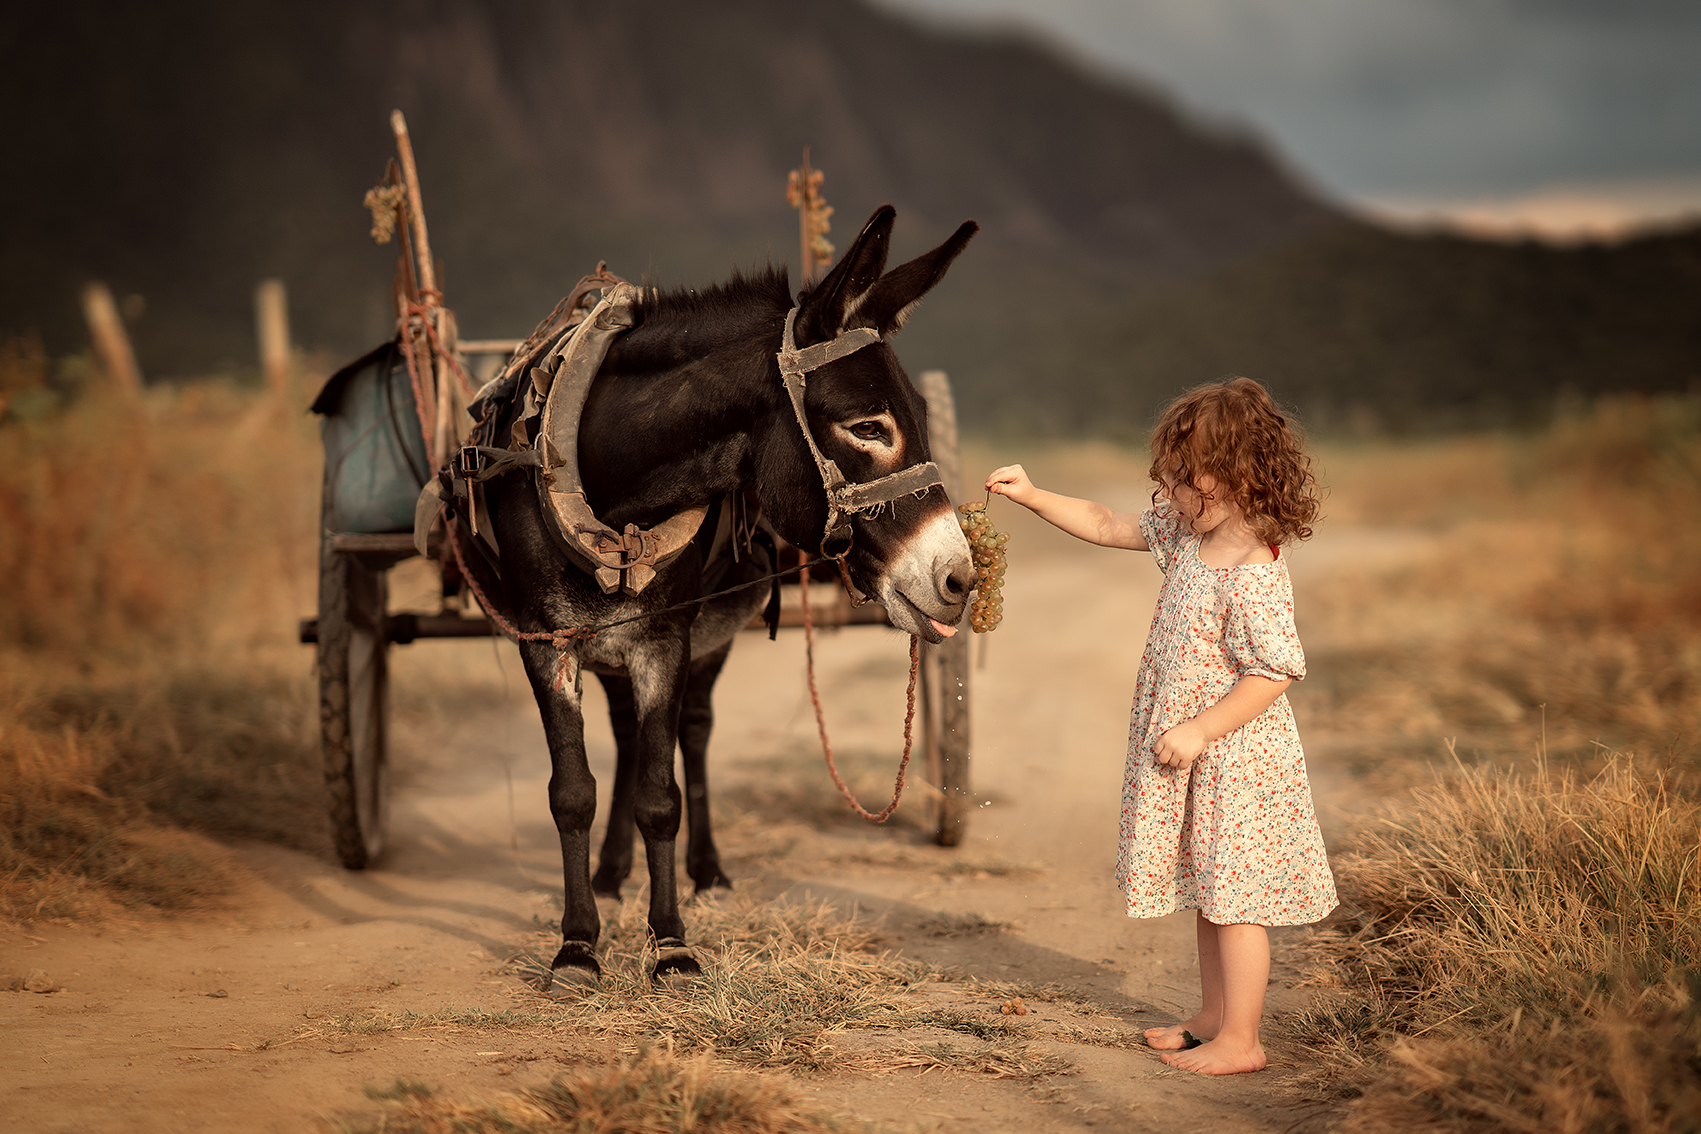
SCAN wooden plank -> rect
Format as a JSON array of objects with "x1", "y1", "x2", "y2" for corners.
[
  {"x1": 327, "y1": 532, "x2": 418, "y2": 554},
  {"x1": 299, "y1": 612, "x2": 497, "y2": 645},
  {"x1": 919, "y1": 369, "x2": 971, "y2": 845}
]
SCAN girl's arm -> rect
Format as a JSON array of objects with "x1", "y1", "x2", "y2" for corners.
[
  {"x1": 1153, "y1": 675, "x2": 1293, "y2": 769},
  {"x1": 985, "y1": 464, "x2": 1149, "y2": 550}
]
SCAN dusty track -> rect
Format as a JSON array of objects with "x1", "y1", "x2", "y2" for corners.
[{"x1": 2, "y1": 480, "x2": 1401, "y2": 1133}]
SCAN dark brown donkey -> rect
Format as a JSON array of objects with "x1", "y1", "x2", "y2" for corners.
[{"x1": 461, "y1": 206, "x2": 977, "y2": 989}]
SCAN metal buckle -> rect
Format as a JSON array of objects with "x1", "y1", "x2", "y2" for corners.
[{"x1": 456, "y1": 445, "x2": 483, "y2": 479}]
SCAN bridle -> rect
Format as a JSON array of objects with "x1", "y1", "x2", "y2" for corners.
[{"x1": 776, "y1": 306, "x2": 944, "y2": 596}]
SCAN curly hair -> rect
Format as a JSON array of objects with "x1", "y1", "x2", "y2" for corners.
[{"x1": 1148, "y1": 377, "x2": 1320, "y2": 545}]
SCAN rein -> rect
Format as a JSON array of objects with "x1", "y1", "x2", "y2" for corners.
[
  {"x1": 798, "y1": 566, "x2": 918, "y2": 823},
  {"x1": 776, "y1": 307, "x2": 940, "y2": 823}
]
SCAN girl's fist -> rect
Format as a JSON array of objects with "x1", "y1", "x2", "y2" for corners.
[
  {"x1": 1154, "y1": 721, "x2": 1207, "y2": 769},
  {"x1": 985, "y1": 464, "x2": 1034, "y2": 504}
]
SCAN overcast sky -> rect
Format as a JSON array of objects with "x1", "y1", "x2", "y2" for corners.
[{"x1": 881, "y1": 0, "x2": 1701, "y2": 236}]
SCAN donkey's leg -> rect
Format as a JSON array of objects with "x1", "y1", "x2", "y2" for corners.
[
  {"x1": 626, "y1": 635, "x2": 699, "y2": 983},
  {"x1": 517, "y1": 641, "x2": 602, "y2": 990},
  {"x1": 590, "y1": 673, "x2": 639, "y2": 900},
  {"x1": 682, "y1": 643, "x2": 733, "y2": 894}
]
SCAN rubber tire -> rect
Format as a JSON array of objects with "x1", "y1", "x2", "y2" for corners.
[
  {"x1": 918, "y1": 370, "x2": 971, "y2": 847},
  {"x1": 318, "y1": 532, "x2": 391, "y2": 870}
]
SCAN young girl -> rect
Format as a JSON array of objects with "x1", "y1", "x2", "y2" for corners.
[{"x1": 986, "y1": 377, "x2": 1336, "y2": 1076}]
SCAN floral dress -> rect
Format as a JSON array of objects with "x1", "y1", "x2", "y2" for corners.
[{"x1": 1115, "y1": 504, "x2": 1337, "y2": 926}]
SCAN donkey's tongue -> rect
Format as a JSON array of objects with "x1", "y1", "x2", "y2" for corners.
[{"x1": 928, "y1": 618, "x2": 957, "y2": 639}]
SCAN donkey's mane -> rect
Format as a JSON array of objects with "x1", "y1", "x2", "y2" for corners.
[{"x1": 619, "y1": 265, "x2": 794, "y2": 371}]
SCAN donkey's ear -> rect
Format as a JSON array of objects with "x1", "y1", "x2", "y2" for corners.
[
  {"x1": 794, "y1": 205, "x2": 896, "y2": 346},
  {"x1": 851, "y1": 220, "x2": 979, "y2": 336}
]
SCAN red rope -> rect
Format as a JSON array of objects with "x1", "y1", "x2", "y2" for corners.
[
  {"x1": 799, "y1": 566, "x2": 919, "y2": 823},
  {"x1": 402, "y1": 291, "x2": 479, "y2": 400},
  {"x1": 396, "y1": 312, "x2": 436, "y2": 457},
  {"x1": 446, "y1": 524, "x2": 591, "y2": 692},
  {"x1": 396, "y1": 288, "x2": 483, "y2": 467}
]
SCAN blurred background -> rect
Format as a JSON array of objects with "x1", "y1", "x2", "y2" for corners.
[{"x1": 5, "y1": 0, "x2": 1700, "y2": 436}]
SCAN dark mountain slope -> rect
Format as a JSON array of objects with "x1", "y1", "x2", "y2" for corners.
[
  {"x1": 1032, "y1": 223, "x2": 1701, "y2": 438},
  {"x1": 1, "y1": 0, "x2": 1330, "y2": 381},
  {"x1": 8, "y1": 2, "x2": 1696, "y2": 437}
]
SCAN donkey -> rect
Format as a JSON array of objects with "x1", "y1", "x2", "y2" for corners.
[{"x1": 466, "y1": 206, "x2": 977, "y2": 989}]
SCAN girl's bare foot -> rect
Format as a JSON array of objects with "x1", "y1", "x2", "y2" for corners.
[
  {"x1": 1143, "y1": 1015, "x2": 1217, "y2": 1051},
  {"x1": 1159, "y1": 1035, "x2": 1267, "y2": 1075}
]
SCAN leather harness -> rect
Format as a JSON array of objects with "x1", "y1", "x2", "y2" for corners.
[{"x1": 415, "y1": 280, "x2": 945, "y2": 600}]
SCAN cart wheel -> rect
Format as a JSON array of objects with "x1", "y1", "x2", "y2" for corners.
[
  {"x1": 918, "y1": 370, "x2": 971, "y2": 847},
  {"x1": 317, "y1": 517, "x2": 391, "y2": 869}
]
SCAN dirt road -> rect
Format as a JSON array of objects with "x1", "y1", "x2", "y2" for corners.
[{"x1": 3, "y1": 467, "x2": 1383, "y2": 1133}]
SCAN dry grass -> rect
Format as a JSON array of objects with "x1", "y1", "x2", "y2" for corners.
[
  {"x1": 327, "y1": 890, "x2": 1036, "y2": 1072},
  {"x1": 1299, "y1": 394, "x2": 1701, "y2": 764},
  {"x1": 1263, "y1": 396, "x2": 1701, "y2": 1131},
  {"x1": 510, "y1": 892, "x2": 928, "y2": 1073},
  {"x1": 311, "y1": 891, "x2": 1086, "y2": 1081},
  {"x1": 883, "y1": 1038, "x2": 1073, "y2": 1079},
  {"x1": 333, "y1": 1044, "x2": 890, "y2": 1134},
  {"x1": 1299, "y1": 752, "x2": 1701, "y2": 1132},
  {"x1": 1, "y1": 348, "x2": 322, "y2": 921}
]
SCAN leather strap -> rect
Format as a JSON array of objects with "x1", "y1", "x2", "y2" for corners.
[
  {"x1": 533, "y1": 283, "x2": 710, "y2": 596},
  {"x1": 777, "y1": 307, "x2": 944, "y2": 558}
]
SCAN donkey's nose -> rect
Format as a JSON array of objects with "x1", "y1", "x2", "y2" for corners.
[{"x1": 938, "y1": 557, "x2": 974, "y2": 605}]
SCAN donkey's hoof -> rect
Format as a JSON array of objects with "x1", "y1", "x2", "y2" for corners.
[
  {"x1": 651, "y1": 941, "x2": 702, "y2": 989},
  {"x1": 546, "y1": 941, "x2": 601, "y2": 996}
]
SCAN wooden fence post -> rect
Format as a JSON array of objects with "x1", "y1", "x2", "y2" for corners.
[
  {"x1": 255, "y1": 278, "x2": 291, "y2": 395},
  {"x1": 80, "y1": 281, "x2": 143, "y2": 396}
]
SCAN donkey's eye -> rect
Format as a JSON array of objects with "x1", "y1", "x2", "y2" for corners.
[{"x1": 849, "y1": 421, "x2": 887, "y2": 442}]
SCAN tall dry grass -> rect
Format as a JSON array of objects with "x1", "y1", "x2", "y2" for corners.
[
  {"x1": 1301, "y1": 393, "x2": 1701, "y2": 763},
  {"x1": 1302, "y1": 751, "x2": 1701, "y2": 1133},
  {"x1": 1, "y1": 345, "x2": 324, "y2": 920},
  {"x1": 1282, "y1": 395, "x2": 1701, "y2": 1132}
]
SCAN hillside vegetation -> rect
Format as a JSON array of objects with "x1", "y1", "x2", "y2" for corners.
[{"x1": 12, "y1": 0, "x2": 1701, "y2": 440}]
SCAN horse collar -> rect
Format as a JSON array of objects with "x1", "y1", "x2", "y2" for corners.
[{"x1": 776, "y1": 307, "x2": 945, "y2": 567}]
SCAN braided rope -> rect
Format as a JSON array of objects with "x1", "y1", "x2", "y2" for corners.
[
  {"x1": 403, "y1": 291, "x2": 478, "y2": 398},
  {"x1": 446, "y1": 525, "x2": 590, "y2": 692},
  {"x1": 799, "y1": 566, "x2": 919, "y2": 823},
  {"x1": 396, "y1": 310, "x2": 436, "y2": 457}
]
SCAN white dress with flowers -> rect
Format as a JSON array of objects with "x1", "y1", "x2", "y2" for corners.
[{"x1": 1115, "y1": 504, "x2": 1337, "y2": 926}]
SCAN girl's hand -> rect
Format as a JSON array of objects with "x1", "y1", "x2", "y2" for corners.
[
  {"x1": 986, "y1": 464, "x2": 1036, "y2": 505},
  {"x1": 1153, "y1": 721, "x2": 1208, "y2": 769}
]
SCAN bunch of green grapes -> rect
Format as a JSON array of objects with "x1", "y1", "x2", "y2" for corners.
[{"x1": 958, "y1": 500, "x2": 1008, "y2": 632}]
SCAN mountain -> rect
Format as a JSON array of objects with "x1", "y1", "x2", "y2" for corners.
[
  {"x1": 5, "y1": 0, "x2": 1697, "y2": 437},
  {"x1": 1, "y1": 0, "x2": 1327, "y2": 370}
]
